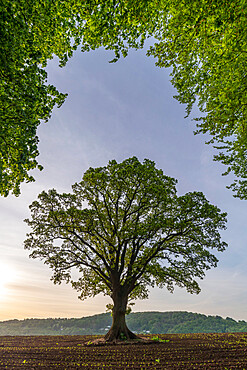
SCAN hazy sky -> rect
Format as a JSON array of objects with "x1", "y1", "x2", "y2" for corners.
[{"x1": 0, "y1": 45, "x2": 247, "y2": 321}]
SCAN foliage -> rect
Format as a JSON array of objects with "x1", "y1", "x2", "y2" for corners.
[
  {"x1": 76, "y1": 0, "x2": 247, "y2": 197},
  {"x1": 147, "y1": 0, "x2": 247, "y2": 198},
  {"x1": 1, "y1": 0, "x2": 161, "y2": 196},
  {"x1": 151, "y1": 335, "x2": 169, "y2": 343},
  {"x1": 2, "y1": 0, "x2": 246, "y2": 196},
  {"x1": 24, "y1": 157, "x2": 227, "y2": 325},
  {"x1": 128, "y1": 311, "x2": 246, "y2": 334},
  {"x1": 75, "y1": 0, "x2": 247, "y2": 197},
  {"x1": 0, "y1": 0, "x2": 70, "y2": 196}
]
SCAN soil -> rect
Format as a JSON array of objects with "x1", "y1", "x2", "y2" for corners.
[{"x1": 0, "y1": 332, "x2": 246, "y2": 369}]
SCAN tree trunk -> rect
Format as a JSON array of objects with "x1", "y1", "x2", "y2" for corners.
[{"x1": 104, "y1": 289, "x2": 138, "y2": 342}]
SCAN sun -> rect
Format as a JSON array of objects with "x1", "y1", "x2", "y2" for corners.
[{"x1": 0, "y1": 262, "x2": 16, "y2": 300}]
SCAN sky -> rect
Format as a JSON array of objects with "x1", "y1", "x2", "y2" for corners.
[{"x1": 0, "y1": 45, "x2": 247, "y2": 322}]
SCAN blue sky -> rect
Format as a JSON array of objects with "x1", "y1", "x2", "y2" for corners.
[{"x1": 0, "y1": 45, "x2": 247, "y2": 321}]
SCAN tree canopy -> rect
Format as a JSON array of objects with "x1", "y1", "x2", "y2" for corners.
[
  {"x1": 148, "y1": 0, "x2": 247, "y2": 199},
  {"x1": 2, "y1": 0, "x2": 246, "y2": 197},
  {"x1": 79, "y1": 0, "x2": 247, "y2": 197},
  {"x1": 24, "y1": 157, "x2": 227, "y2": 341},
  {"x1": 1, "y1": 0, "x2": 157, "y2": 196},
  {"x1": 0, "y1": 0, "x2": 69, "y2": 195}
]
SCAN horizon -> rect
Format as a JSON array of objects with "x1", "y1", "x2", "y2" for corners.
[{"x1": 0, "y1": 310, "x2": 244, "y2": 324}]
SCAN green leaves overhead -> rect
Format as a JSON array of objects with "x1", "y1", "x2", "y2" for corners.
[
  {"x1": 80, "y1": 0, "x2": 247, "y2": 197},
  {"x1": 2, "y1": 0, "x2": 246, "y2": 196},
  {"x1": 0, "y1": 0, "x2": 69, "y2": 195},
  {"x1": 147, "y1": 0, "x2": 247, "y2": 198},
  {"x1": 24, "y1": 157, "x2": 227, "y2": 303},
  {"x1": 1, "y1": 0, "x2": 163, "y2": 195}
]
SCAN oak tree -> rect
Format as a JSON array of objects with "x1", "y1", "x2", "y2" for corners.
[{"x1": 24, "y1": 157, "x2": 227, "y2": 341}]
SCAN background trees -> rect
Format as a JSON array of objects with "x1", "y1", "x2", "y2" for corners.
[
  {"x1": 24, "y1": 157, "x2": 227, "y2": 341},
  {"x1": 1, "y1": 312, "x2": 247, "y2": 335}
]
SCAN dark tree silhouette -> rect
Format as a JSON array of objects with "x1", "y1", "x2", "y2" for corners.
[{"x1": 24, "y1": 157, "x2": 227, "y2": 341}]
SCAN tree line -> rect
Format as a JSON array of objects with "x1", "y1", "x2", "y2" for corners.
[{"x1": 0, "y1": 312, "x2": 247, "y2": 336}]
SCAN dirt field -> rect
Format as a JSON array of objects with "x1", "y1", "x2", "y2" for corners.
[{"x1": 0, "y1": 333, "x2": 247, "y2": 369}]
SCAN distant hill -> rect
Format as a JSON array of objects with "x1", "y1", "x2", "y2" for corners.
[{"x1": 0, "y1": 311, "x2": 247, "y2": 336}]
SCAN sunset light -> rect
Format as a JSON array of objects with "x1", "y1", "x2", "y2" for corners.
[{"x1": 0, "y1": 262, "x2": 15, "y2": 300}]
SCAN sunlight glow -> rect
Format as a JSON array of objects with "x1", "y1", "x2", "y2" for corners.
[{"x1": 0, "y1": 263, "x2": 16, "y2": 300}]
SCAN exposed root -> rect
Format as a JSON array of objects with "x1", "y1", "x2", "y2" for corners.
[
  {"x1": 104, "y1": 325, "x2": 138, "y2": 342},
  {"x1": 84, "y1": 335, "x2": 161, "y2": 346}
]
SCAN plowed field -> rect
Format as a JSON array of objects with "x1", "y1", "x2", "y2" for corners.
[{"x1": 0, "y1": 333, "x2": 247, "y2": 369}]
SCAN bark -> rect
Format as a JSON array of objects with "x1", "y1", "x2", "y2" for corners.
[{"x1": 104, "y1": 288, "x2": 138, "y2": 342}]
